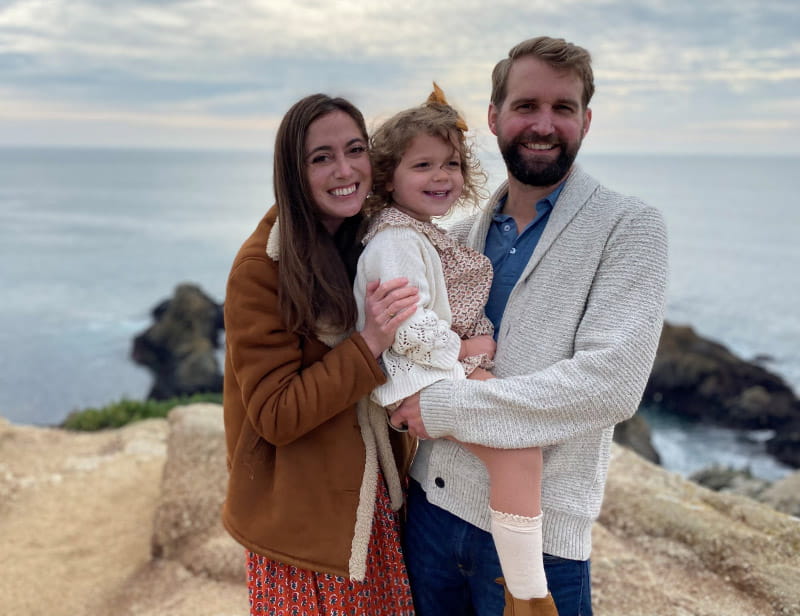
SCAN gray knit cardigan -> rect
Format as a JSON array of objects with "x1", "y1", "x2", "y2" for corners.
[{"x1": 409, "y1": 165, "x2": 669, "y2": 561}]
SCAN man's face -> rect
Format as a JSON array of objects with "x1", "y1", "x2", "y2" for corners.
[{"x1": 489, "y1": 56, "x2": 591, "y2": 188}]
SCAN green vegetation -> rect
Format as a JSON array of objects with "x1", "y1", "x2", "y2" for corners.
[{"x1": 61, "y1": 393, "x2": 223, "y2": 431}]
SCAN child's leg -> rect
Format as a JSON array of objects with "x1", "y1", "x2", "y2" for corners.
[{"x1": 460, "y1": 442, "x2": 549, "y2": 600}]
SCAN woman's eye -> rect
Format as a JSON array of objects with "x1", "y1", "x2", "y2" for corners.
[
  {"x1": 310, "y1": 154, "x2": 331, "y2": 164},
  {"x1": 349, "y1": 145, "x2": 367, "y2": 155}
]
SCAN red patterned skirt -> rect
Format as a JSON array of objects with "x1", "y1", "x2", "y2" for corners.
[{"x1": 246, "y1": 475, "x2": 415, "y2": 615}]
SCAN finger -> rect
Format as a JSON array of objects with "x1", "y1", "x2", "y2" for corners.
[
  {"x1": 376, "y1": 277, "x2": 409, "y2": 299},
  {"x1": 383, "y1": 303, "x2": 417, "y2": 328}
]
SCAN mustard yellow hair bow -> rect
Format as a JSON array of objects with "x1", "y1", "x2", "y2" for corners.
[{"x1": 427, "y1": 82, "x2": 469, "y2": 132}]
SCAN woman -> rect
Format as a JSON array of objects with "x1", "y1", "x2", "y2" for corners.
[{"x1": 221, "y1": 94, "x2": 419, "y2": 615}]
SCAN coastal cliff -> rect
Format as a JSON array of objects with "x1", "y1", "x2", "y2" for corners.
[{"x1": 1, "y1": 405, "x2": 798, "y2": 616}]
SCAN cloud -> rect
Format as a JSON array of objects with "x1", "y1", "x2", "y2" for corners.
[{"x1": 0, "y1": 0, "x2": 797, "y2": 152}]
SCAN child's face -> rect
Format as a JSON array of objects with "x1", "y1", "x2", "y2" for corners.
[{"x1": 387, "y1": 133, "x2": 464, "y2": 222}]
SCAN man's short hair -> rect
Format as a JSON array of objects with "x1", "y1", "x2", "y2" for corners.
[{"x1": 490, "y1": 36, "x2": 595, "y2": 109}]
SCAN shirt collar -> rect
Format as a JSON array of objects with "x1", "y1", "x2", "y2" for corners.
[{"x1": 492, "y1": 181, "x2": 566, "y2": 221}]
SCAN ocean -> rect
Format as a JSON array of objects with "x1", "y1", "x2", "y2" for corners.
[{"x1": 2, "y1": 147, "x2": 798, "y2": 480}]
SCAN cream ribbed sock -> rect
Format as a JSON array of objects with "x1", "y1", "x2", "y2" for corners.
[{"x1": 490, "y1": 508, "x2": 548, "y2": 599}]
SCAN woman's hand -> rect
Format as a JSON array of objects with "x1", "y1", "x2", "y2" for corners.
[
  {"x1": 360, "y1": 278, "x2": 418, "y2": 357},
  {"x1": 459, "y1": 335, "x2": 496, "y2": 361}
]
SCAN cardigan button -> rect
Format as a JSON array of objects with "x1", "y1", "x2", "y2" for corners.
[{"x1": 434, "y1": 477, "x2": 445, "y2": 488}]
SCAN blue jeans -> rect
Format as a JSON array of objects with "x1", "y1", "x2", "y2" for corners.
[{"x1": 404, "y1": 480, "x2": 593, "y2": 616}]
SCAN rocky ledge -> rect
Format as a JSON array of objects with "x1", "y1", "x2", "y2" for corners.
[{"x1": 1, "y1": 405, "x2": 798, "y2": 616}]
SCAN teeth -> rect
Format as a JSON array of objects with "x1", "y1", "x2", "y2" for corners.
[
  {"x1": 524, "y1": 143, "x2": 555, "y2": 150},
  {"x1": 331, "y1": 184, "x2": 357, "y2": 197}
]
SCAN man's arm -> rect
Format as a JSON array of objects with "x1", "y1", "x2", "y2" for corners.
[{"x1": 406, "y1": 205, "x2": 668, "y2": 448}]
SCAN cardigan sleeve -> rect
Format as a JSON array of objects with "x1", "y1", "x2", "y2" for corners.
[
  {"x1": 355, "y1": 226, "x2": 464, "y2": 407},
  {"x1": 419, "y1": 205, "x2": 669, "y2": 447},
  {"x1": 224, "y1": 254, "x2": 386, "y2": 446}
]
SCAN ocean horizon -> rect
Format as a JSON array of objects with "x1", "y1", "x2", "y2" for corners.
[{"x1": 2, "y1": 147, "x2": 798, "y2": 480}]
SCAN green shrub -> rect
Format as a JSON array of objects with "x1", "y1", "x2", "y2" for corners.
[{"x1": 61, "y1": 392, "x2": 223, "y2": 431}]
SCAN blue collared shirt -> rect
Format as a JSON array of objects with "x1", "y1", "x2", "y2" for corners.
[{"x1": 484, "y1": 183, "x2": 565, "y2": 334}]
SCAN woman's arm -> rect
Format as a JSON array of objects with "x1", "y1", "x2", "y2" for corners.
[{"x1": 225, "y1": 255, "x2": 415, "y2": 446}]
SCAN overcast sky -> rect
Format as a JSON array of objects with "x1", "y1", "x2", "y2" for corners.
[{"x1": 1, "y1": 0, "x2": 798, "y2": 154}]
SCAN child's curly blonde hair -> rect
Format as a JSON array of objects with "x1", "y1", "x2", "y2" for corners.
[{"x1": 366, "y1": 84, "x2": 486, "y2": 216}]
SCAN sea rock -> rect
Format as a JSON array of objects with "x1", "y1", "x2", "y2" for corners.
[
  {"x1": 766, "y1": 417, "x2": 800, "y2": 467},
  {"x1": 689, "y1": 464, "x2": 771, "y2": 500},
  {"x1": 131, "y1": 283, "x2": 224, "y2": 400},
  {"x1": 612, "y1": 412, "x2": 660, "y2": 464},
  {"x1": 644, "y1": 322, "x2": 800, "y2": 467}
]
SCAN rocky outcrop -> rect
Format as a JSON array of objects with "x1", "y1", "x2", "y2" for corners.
[
  {"x1": 690, "y1": 465, "x2": 772, "y2": 500},
  {"x1": 612, "y1": 412, "x2": 660, "y2": 464},
  {"x1": 690, "y1": 464, "x2": 800, "y2": 519},
  {"x1": 596, "y1": 446, "x2": 800, "y2": 616},
  {"x1": 2, "y1": 407, "x2": 798, "y2": 616},
  {"x1": 149, "y1": 404, "x2": 243, "y2": 582},
  {"x1": 644, "y1": 322, "x2": 800, "y2": 467},
  {"x1": 131, "y1": 284, "x2": 224, "y2": 400}
]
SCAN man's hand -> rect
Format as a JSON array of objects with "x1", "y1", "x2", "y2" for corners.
[{"x1": 389, "y1": 392, "x2": 431, "y2": 440}]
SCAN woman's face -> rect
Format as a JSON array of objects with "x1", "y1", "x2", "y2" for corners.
[{"x1": 305, "y1": 111, "x2": 372, "y2": 234}]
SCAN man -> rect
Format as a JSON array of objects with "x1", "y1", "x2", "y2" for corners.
[{"x1": 390, "y1": 36, "x2": 668, "y2": 616}]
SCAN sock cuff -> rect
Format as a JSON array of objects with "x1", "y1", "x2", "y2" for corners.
[{"x1": 490, "y1": 508, "x2": 543, "y2": 530}]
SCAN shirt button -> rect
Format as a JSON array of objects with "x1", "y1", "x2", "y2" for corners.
[
  {"x1": 434, "y1": 477, "x2": 445, "y2": 488},
  {"x1": 503, "y1": 224, "x2": 511, "y2": 232},
  {"x1": 509, "y1": 247, "x2": 517, "y2": 254}
]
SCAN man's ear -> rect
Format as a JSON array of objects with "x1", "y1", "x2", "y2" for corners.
[
  {"x1": 488, "y1": 104, "x2": 499, "y2": 136},
  {"x1": 582, "y1": 107, "x2": 592, "y2": 136}
]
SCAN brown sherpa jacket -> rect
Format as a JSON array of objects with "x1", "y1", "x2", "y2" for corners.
[{"x1": 221, "y1": 205, "x2": 415, "y2": 579}]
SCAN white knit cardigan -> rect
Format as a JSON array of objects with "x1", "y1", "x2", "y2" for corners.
[
  {"x1": 354, "y1": 217, "x2": 466, "y2": 408},
  {"x1": 411, "y1": 166, "x2": 669, "y2": 561}
]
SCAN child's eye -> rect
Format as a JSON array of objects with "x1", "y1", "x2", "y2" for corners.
[
  {"x1": 447, "y1": 160, "x2": 461, "y2": 168},
  {"x1": 413, "y1": 162, "x2": 430, "y2": 169}
]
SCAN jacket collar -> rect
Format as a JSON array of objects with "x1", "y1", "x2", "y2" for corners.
[
  {"x1": 468, "y1": 165, "x2": 599, "y2": 278},
  {"x1": 264, "y1": 210, "x2": 347, "y2": 348}
]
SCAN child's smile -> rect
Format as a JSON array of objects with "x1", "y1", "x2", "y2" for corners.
[{"x1": 387, "y1": 133, "x2": 464, "y2": 222}]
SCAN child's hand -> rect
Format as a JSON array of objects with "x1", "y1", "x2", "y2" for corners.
[
  {"x1": 459, "y1": 335, "x2": 496, "y2": 360},
  {"x1": 467, "y1": 367, "x2": 494, "y2": 381}
]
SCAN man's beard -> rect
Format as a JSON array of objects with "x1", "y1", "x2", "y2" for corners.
[{"x1": 499, "y1": 133, "x2": 580, "y2": 187}]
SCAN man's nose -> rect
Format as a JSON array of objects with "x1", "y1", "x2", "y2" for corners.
[{"x1": 528, "y1": 108, "x2": 555, "y2": 134}]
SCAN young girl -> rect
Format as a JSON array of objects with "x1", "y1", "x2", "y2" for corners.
[{"x1": 354, "y1": 85, "x2": 559, "y2": 616}]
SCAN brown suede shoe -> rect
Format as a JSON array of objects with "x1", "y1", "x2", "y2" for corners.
[{"x1": 496, "y1": 577, "x2": 560, "y2": 616}]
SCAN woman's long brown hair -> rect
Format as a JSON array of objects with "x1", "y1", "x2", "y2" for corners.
[{"x1": 273, "y1": 94, "x2": 367, "y2": 336}]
